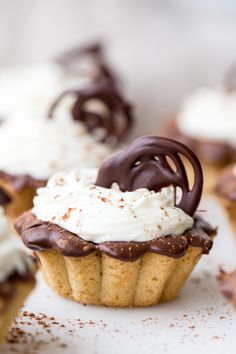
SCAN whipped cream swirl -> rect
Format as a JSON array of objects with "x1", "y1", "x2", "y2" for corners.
[
  {"x1": 0, "y1": 208, "x2": 35, "y2": 282},
  {"x1": 177, "y1": 87, "x2": 236, "y2": 148},
  {"x1": 33, "y1": 168, "x2": 194, "y2": 243},
  {"x1": 0, "y1": 116, "x2": 112, "y2": 180}
]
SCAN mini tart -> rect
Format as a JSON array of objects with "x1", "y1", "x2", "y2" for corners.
[
  {"x1": 218, "y1": 269, "x2": 236, "y2": 309},
  {"x1": 0, "y1": 270, "x2": 35, "y2": 343},
  {"x1": 15, "y1": 135, "x2": 216, "y2": 307},
  {"x1": 164, "y1": 119, "x2": 235, "y2": 194},
  {"x1": 0, "y1": 171, "x2": 46, "y2": 222},
  {"x1": 215, "y1": 164, "x2": 236, "y2": 236},
  {"x1": 15, "y1": 212, "x2": 214, "y2": 307}
]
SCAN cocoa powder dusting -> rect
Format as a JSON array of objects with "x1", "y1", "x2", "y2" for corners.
[{"x1": 4, "y1": 311, "x2": 68, "y2": 353}]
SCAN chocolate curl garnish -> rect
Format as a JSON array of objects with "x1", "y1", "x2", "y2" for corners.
[
  {"x1": 55, "y1": 42, "x2": 116, "y2": 86},
  {"x1": 0, "y1": 186, "x2": 11, "y2": 206},
  {"x1": 48, "y1": 81, "x2": 133, "y2": 143},
  {"x1": 96, "y1": 136, "x2": 203, "y2": 216}
]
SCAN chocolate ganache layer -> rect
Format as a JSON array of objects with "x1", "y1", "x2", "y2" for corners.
[
  {"x1": 165, "y1": 119, "x2": 236, "y2": 165},
  {"x1": 15, "y1": 211, "x2": 215, "y2": 262}
]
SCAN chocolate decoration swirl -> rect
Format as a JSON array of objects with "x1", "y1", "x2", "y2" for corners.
[
  {"x1": 49, "y1": 81, "x2": 133, "y2": 142},
  {"x1": 96, "y1": 136, "x2": 203, "y2": 216},
  {"x1": 15, "y1": 212, "x2": 214, "y2": 262},
  {"x1": 56, "y1": 42, "x2": 116, "y2": 86},
  {"x1": 0, "y1": 186, "x2": 11, "y2": 206},
  {"x1": 215, "y1": 164, "x2": 236, "y2": 202}
]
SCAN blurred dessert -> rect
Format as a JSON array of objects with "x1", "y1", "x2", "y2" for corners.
[
  {"x1": 0, "y1": 81, "x2": 132, "y2": 221},
  {"x1": 165, "y1": 87, "x2": 236, "y2": 193},
  {"x1": 15, "y1": 136, "x2": 215, "y2": 307},
  {"x1": 0, "y1": 44, "x2": 133, "y2": 221},
  {"x1": 215, "y1": 163, "x2": 236, "y2": 235},
  {"x1": 218, "y1": 269, "x2": 236, "y2": 309},
  {"x1": 0, "y1": 43, "x2": 117, "y2": 120},
  {"x1": 0, "y1": 208, "x2": 36, "y2": 343}
]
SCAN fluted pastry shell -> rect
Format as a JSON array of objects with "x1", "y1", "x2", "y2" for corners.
[{"x1": 36, "y1": 246, "x2": 202, "y2": 307}]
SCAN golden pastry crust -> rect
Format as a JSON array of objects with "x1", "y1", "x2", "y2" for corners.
[{"x1": 36, "y1": 246, "x2": 203, "y2": 307}]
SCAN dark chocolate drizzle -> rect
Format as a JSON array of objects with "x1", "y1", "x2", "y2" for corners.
[
  {"x1": 0, "y1": 171, "x2": 46, "y2": 191},
  {"x1": 15, "y1": 212, "x2": 215, "y2": 262},
  {"x1": 96, "y1": 136, "x2": 203, "y2": 216},
  {"x1": 55, "y1": 42, "x2": 116, "y2": 86},
  {"x1": 215, "y1": 164, "x2": 236, "y2": 202},
  {"x1": 49, "y1": 81, "x2": 133, "y2": 143},
  {"x1": 165, "y1": 118, "x2": 236, "y2": 165}
]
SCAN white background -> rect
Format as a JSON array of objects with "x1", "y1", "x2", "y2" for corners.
[{"x1": 0, "y1": 0, "x2": 236, "y2": 137}]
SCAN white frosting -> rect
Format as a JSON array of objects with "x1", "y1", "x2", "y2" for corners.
[
  {"x1": 0, "y1": 115, "x2": 112, "y2": 180},
  {"x1": 0, "y1": 208, "x2": 34, "y2": 282},
  {"x1": 177, "y1": 88, "x2": 236, "y2": 148},
  {"x1": 32, "y1": 168, "x2": 194, "y2": 243},
  {"x1": 0, "y1": 62, "x2": 91, "y2": 119}
]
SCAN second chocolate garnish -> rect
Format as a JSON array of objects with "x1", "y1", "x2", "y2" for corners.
[
  {"x1": 48, "y1": 81, "x2": 133, "y2": 143},
  {"x1": 96, "y1": 136, "x2": 203, "y2": 216},
  {"x1": 55, "y1": 42, "x2": 116, "y2": 87}
]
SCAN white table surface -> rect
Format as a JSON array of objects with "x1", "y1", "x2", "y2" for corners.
[{"x1": 1, "y1": 196, "x2": 236, "y2": 354}]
